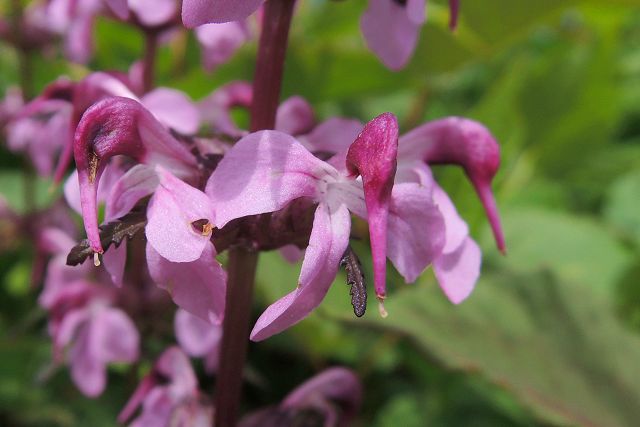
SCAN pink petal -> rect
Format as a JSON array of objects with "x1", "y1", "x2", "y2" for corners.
[
  {"x1": 182, "y1": 0, "x2": 263, "y2": 27},
  {"x1": 70, "y1": 321, "x2": 106, "y2": 396},
  {"x1": 279, "y1": 244, "x2": 304, "y2": 263},
  {"x1": 206, "y1": 130, "x2": 334, "y2": 227},
  {"x1": 146, "y1": 167, "x2": 214, "y2": 262},
  {"x1": 434, "y1": 237, "x2": 481, "y2": 304},
  {"x1": 298, "y1": 117, "x2": 363, "y2": 155},
  {"x1": 141, "y1": 88, "x2": 201, "y2": 135},
  {"x1": 129, "y1": 0, "x2": 177, "y2": 27},
  {"x1": 104, "y1": 0, "x2": 129, "y2": 19},
  {"x1": 199, "y1": 81, "x2": 252, "y2": 137},
  {"x1": 65, "y1": 13, "x2": 95, "y2": 64},
  {"x1": 196, "y1": 21, "x2": 250, "y2": 72},
  {"x1": 155, "y1": 346, "x2": 198, "y2": 393},
  {"x1": 275, "y1": 96, "x2": 315, "y2": 136},
  {"x1": 175, "y1": 309, "x2": 222, "y2": 357},
  {"x1": 251, "y1": 202, "x2": 351, "y2": 341},
  {"x1": 105, "y1": 164, "x2": 159, "y2": 221},
  {"x1": 346, "y1": 113, "x2": 398, "y2": 301},
  {"x1": 146, "y1": 242, "x2": 226, "y2": 324},
  {"x1": 360, "y1": 0, "x2": 422, "y2": 70},
  {"x1": 433, "y1": 184, "x2": 468, "y2": 254},
  {"x1": 399, "y1": 117, "x2": 505, "y2": 253},
  {"x1": 102, "y1": 242, "x2": 127, "y2": 286},
  {"x1": 94, "y1": 306, "x2": 140, "y2": 363},
  {"x1": 386, "y1": 183, "x2": 445, "y2": 283}
]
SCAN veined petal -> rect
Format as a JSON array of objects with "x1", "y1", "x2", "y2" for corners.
[
  {"x1": 360, "y1": 0, "x2": 422, "y2": 70},
  {"x1": 275, "y1": 96, "x2": 315, "y2": 136},
  {"x1": 182, "y1": 0, "x2": 263, "y2": 27},
  {"x1": 207, "y1": 130, "x2": 335, "y2": 227},
  {"x1": 398, "y1": 117, "x2": 505, "y2": 253},
  {"x1": 434, "y1": 237, "x2": 481, "y2": 304},
  {"x1": 251, "y1": 202, "x2": 350, "y2": 341},
  {"x1": 141, "y1": 88, "x2": 200, "y2": 135},
  {"x1": 73, "y1": 97, "x2": 196, "y2": 253},
  {"x1": 346, "y1": 113, "x2": 398, "y2": 302},
  {"x1": 146, "y1": 167, "x2": 214, "y2": 263},
  {"x1": 147, "y1": 242, "x2": 226, "y2": 324},
  {"x1": 386, "y1": 183, "x2": 445, "y2": 283}
]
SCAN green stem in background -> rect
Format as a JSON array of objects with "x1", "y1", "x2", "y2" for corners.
[
  {"x1": 214, "y1": 1, "x2": 297, "y2": 426},
  {"x1": 142, "y1": 31, "x2": 158, "y2": 93}
]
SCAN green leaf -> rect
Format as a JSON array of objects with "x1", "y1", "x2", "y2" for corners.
[{"x1": 604, "y1": 170, "x2": 640, "y2": 246}]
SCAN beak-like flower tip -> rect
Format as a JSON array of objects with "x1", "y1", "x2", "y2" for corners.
[
  {"x1": 346, "y1": 112, "x2": 399, "y2": 301},
  {"x1": 73, "y1": 97, "x2": 146, "y2": 254}
]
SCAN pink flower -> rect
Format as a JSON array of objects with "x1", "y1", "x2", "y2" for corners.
[
  {"x1": 119, "y1": 347, "x2": 213, "y2": 427},
  {"x1": 182, "y1": 0, "x2": 263, "y2": 27},
  {"x1": 175, "y1": 309, "x2": 222, "y2": 372}
]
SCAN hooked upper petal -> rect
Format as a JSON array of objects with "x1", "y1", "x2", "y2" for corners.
[
  {"x1": 251, "y1": 202, "x2": 350, "y2": 341},
  {"x1": 206, "y1": 130, "x2": 334, "y2": 227},
  {"x1": 346, "y1": 112, "x2": 398, "y2": 301},
  {"x1": 360, "y1": 0, "x2": 422, "y2": 70},
  {"x1": 182, "y1": 0, "x2": 263, "y2": 27},
  {"x1": 147, "y1": 242, "x2": 226, "y2": 324},
  {"x1": 399, "y1": 117, "x2": 505, "y2": 253}
]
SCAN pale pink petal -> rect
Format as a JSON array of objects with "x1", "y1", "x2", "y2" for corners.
[
  {"x1": 433, "y1": 184, "x2": 468, "y2": 254},
  {"x1": 142, "y1": 88, "x2": 200, "y2": 135},
  {"x1": 360, "y1": 0, "x2": 422, "y2": 70},
  {"x1": 434, "y1": 237, "x2": 481, "y2": 304},
  {"x1": 94, "y1": 307, "x2": 139, "y2": 363},
  {"x1": 251, "y1": 202, "x2": 350, "y2": 341},
  {"x1": 65, "y1": 14, "x2": 95, "y2": 64},
  {"x1": 147, "y1": 243, "x2": 226, "y2": 324},
  {"x1": 196, "y1": 21, "x2": 250, "y2": 72},
  {"x1": 346, "y1": 113, "x2": 398, "y2": 301},
  {"x1": 386, "y1": 183, "x2": 445, "y2": 283},
  {"x1": 105, "y1": 164, "x2": 159, "y2": 221},
  {"x1": 279, "y1": 244, "x2": 304, "y2": 263},
  {"x1": 145, "y1": 167, "x2": 214, "y2": 262},
  {"x1": 275, "y1": 96, "x2": 315, "y2": 136},
  {"x1": 129, "y1": 0, "x2": 177, "y2": 27},
  {"x1": 70, "y1": 321, "x2": 106, "y2": 397},
  {"x1": 103, "y1": 0, "x2": 129, "y2": 19},
  {"x1": 298, "y1": 117, "x2": 363, "y2": 155},
  {"x1": 206, "y1": 130, "x2": 335, "y2": 227},
  {"x1": 175, "y1": 309, "x2": 222, "y2": 357},
  {"x1": 182, "y1": 0, "x2": 263, "y2": 27},
  {"x1": 102, "y1": 242, "x2": 127, "y2": 286}
]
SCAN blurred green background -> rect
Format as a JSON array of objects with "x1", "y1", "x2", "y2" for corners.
[{"x1": 1, "y1": 0, "x2": 640, "y2": 425}]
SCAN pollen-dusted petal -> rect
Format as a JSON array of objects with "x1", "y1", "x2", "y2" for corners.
[
  {"x1": 346, "y1": 112, "x2": 399, "y2": 301},
  {"x1": 399, "y1": 117, "x2": 506, "y2": 253},
  {"x1": 145, "y1": 167, "x2": 214, "y2": 263},
  {"x1": 141, "y1": 88, "x2": 201, "y2": 135},
  {"x1": 386, "y1": 183, "x2": 446, "y2": 283},
  {"x1": 182, "y1": 0, "x2": 263, "y2": 27},
  {"x1": 434, "y1": 237, "x2": 481, "y2": 304},
  {"x1": 360, "y1": 0, "x2": 422, "y2": 70},
  {"x1": 250, "y1": 202, "x2": 351, "y2": 341},
  {"x1": 275, "y1": 96, "x2": 316, "y2": 136},
  {"x1": 147, "y1": 242, "x2": 226, "y2": 324},
  {"x1": 206, "y1": 130, "x2": 334, "y2": 227}
]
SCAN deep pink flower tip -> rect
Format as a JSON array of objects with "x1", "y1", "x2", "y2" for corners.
[
  {"x1": 73, "y1": 97, "x2": 147, "y2": 254},
  {"x1": 346, "y1": 112, "x2": 399, "y2": 300},
  {"x1": 449, "y1": 0, "x2": 460, "y2": 30}
]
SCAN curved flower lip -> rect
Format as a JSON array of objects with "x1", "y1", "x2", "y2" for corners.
[
  {"x1": 182, "y1": 0, "x2": 263, "y2": 27},
  {"x1": 346, "y1": 112, "x2": 399, "y2": 302}
]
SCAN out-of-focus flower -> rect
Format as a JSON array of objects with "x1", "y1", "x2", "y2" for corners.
[
  {"x1": 118, "y1": 346, "x2": 213, "y2": 427},
  {"x1": 361, "y1": 0, "x2": 460, "y2": 70},
  {"x1": 182, "y1": 0, "x2": 263, "y2": 27},
  {"x1": 175, "y1": 309, "x2": 222, "y2": 372},
  {"x1": 195, "y1": 21, "x2": 251, "y2": 72},
  {"x1": 104, "y1": 0, "x2": 179, "y2": 27},
  {"x1": 47, "y1": 0, "x2": 104, "y2": 63},
  {"x1": 240, "y1": 367, "x2": 362, "y2": 427}
]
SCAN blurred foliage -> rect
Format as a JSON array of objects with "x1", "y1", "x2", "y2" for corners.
[{"x1": 1, "y1": 0, "x2": 640, "y2": 426}]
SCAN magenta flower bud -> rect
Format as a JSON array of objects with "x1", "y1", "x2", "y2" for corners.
[
  {"x1": 73, "y1": 97, "x2": 197, "y2": 255},
  {"x1": 449, "y1": 0, "x2": 459, "y2": 30},
  {"x1": 346, "y1": 112, "x2": 399, "y2": 305},
  {"x1": 399, "y1": 117, "x2": 506, "y2": 253}
]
